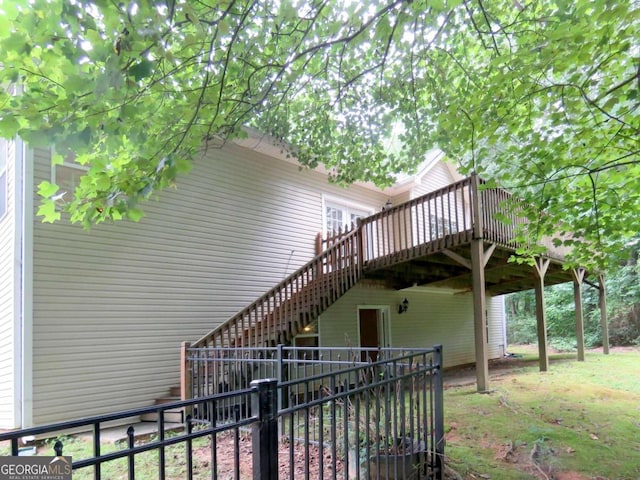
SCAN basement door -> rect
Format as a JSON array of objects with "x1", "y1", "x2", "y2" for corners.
[{"x1": 358, "y1": 307, "x2": 391, "y2": 362}]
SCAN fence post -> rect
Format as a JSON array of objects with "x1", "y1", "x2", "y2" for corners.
[
  {"x1": 432, "y1": 345, "x2": 445, "y2": 480},
  {"x1": 251, "y1": 379, "x2": 279, "y2": 480},
  {"x1": 276, "y1": 344, "x2": 285, "y2": 438},
  {"x1": 181, "y1": 342, "x2": 192, "y2": 418}
]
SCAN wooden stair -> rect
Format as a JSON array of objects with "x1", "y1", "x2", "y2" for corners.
[
  {"x1": 192, "y1": 227, "x2": 363, "y2": 350},
  {"x1": 232, "y1": 277, "x2": 349, "y2": 348},
  {"x1": 141, "y1": 386, "x2": 184, "y2": 424}
]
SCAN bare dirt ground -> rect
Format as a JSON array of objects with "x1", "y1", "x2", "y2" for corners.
[
  {"x1": 194, "y1": 432, "x2": 344, "y2": 479},
  {"x1": 193, "y1": 431, "x2": 462, "y2": 479},
  {"x1": 199, "y1": 423, "x2": 610, "y2": 480}
]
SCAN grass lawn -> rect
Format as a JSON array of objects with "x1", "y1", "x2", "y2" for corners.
[{"x1": 444, "y1": 346, "x2": 640, "y2": 480}]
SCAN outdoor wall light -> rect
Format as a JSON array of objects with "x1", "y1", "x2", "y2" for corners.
[
  {"x1": 382, "y1": 199, "x2": 393, "y2": 211},
  {"x1": 398, "y1": 298, "x2": 409, "y2": 314}
]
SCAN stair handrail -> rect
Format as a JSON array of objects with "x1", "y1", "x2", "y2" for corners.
[{"x1": 192, "y1": 226, "x2": 362, "y2": 348}]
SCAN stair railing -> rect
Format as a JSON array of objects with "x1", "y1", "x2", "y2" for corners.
[{"x1": 192, "y1": 227, "x2": 362, "y2": 349}]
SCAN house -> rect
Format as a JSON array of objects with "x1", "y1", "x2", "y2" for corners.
[{"x1": 0, "y1": 129, "x2": 601, "y2": 430}]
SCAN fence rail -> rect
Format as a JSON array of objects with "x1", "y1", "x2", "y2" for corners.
[
  {"x1": 0, "y1": 346, "x2": 444, "y2": 480},
  {"x1": 184, "y1": 345, "x2": 436, "y2": 421}
]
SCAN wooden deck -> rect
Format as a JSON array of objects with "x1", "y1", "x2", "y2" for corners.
[
  {"x1": 361, "y1": 234, "x2": 573, "y2": 295},
  {"x1": 349, "y1": 176, "x2": 572, "y2": 295},
  {"x1": 191, "y1": 175, "x2": 575, "y2": 350}
]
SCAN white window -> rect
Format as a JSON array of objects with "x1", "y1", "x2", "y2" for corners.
[
  {"x1": 323, "y1": 196, "x2": 373, "y2": 236},
  {"x1": 52, "y1": 153, "x2": 88, "y2": 202},
  {"x1": 0, "y1": 139, "x2": 7, "y2": 220},
  {"x1": 430, "y1": 214, "x2": 458, "y2": 236}
]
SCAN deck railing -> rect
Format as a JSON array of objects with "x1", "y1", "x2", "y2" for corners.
[
  {"x1": 360, "y1": 178, "x2": 475, "y2": 269},
  {"x1": 479, "y1": 179, "x2": 571, "y2": 258},
  {"x1": 190, "y1": 175, "x2": 566, "y2": 358}
]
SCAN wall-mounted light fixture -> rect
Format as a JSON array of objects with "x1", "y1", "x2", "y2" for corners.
[
  {"x1": 398, "y1": 298, "x2": 409, "y2": 314},
  {"x1": 381, "y1": 199, "x2": 393, "y2": 211}
]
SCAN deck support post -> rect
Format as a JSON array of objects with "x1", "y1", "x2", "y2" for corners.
[
  {"x1": 533, "y1": 258, "x2": 550, "y2": 372},
  {"x1": 470, "y1": 174, "x2": 489, "y2": 392},
  {"x1": 572, "y1": 268, "x2": 586, "y2": 362},
  {"x1": 471, "y1": 173, "x2": 493, "y2": 393},
  {"x1": 598, "y1": 274, "x2": 610, "y2": 354},
  {"x1": 471, "y1": 239, "x2": 489, "y2": 392}
]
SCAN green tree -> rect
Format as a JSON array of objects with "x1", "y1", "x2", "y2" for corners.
[
  {"x1": 506, "y1": 241, "x2": 640, "y2": 348},
  {"x1": 0, "y1": 0, "x2": 638, "y2": 268}
]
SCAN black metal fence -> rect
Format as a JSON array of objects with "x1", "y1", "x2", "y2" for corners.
[
  {"x1": 185, "y1": 345, "x2": 438, "y2": 421},
  {"x1": 0, "y1": 346, "x2": 444, "y2": 479}
]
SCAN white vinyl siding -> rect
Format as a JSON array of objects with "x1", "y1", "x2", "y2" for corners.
[
  {"x1": 411, "y1": 161, "x2": 456, "y2": 197},
  {"x1": 0, "y1": 138, "x2": 18, "y2": 428},
  {"x1": 487, "y1": 295, "x2": 507, "y2": 358},
  {"x1": 319, "y1": 284, "x2": 505, "y2": 368},
  {"x1": 410, "y1": 161, "x2": 470, "y2": 244},
  {"x1": 30, "y1": 143, "x2": 389, "y2": 424}
]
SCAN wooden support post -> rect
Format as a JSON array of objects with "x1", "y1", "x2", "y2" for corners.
[
  {"x1": 470, "y1": 173, "x2": 483, "y2": 239},
  {"x1": 470, "y1": 173, "x2": 489, "y2": 392},
  {"x1": 599, "y1": 274, "x2": 610, "y2": 354},
  {"x1": 533, "y1": 258, "x2": 550, "y2": 372},
  {"x1": 471, "y1": 239, "x2": 489, "y2": 392},
  {"x1": 315, "y1": 233, "x2": 323, "y2": 256},
  {"x1": 180, "y1": 341, "x2": 192, "y2": 401},
  {"x1": 572, "y1": 268, "x2": 586, "y2": 362}
]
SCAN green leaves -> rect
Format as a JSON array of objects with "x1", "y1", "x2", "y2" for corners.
[
  {"x1": 0, "y1": 115, "x2": 20, "y2": 137},
  {"x1": 126, "y1": 208, "x2": 145, "y2": 222},
  {"x1": 128, "y1": 60, "x2": 154, "y2": 81},
  {"x1": 0, "y1": 0, "x2": 637, "y2": 268},
  {"x1": 36, "y1": 180, "x2": 62, "y2": 223},
  {"x1": 37, "y1": 181, "x2": 59, "y2": 199},
  {"x1": 37, "y1": 199, "x2": 61, "y2": 223}
]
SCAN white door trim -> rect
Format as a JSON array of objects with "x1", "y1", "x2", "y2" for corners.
[{"x1": 356, "y1": 305, "x2": 392, "y2": 349}]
